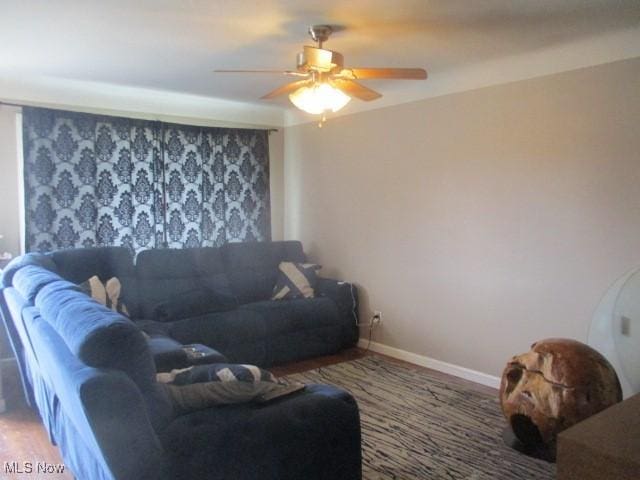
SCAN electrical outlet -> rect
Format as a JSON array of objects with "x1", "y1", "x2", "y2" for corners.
[
  {"x1": 372, "y1": 311, "x2": 383, "y2": 325},
  {"x1": 621, "y1": 316, "x2": 631, "y2": 336}
]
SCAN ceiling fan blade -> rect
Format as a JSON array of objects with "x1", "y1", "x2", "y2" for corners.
[
  {"x1": 214, "y1": 69, "x2": 309, "y2": 77},
  {"x1": 331, "y1": 79, "x2": 382, "y2": 101},
  {"x1": 339, "y1": 68, "x2": 427, "y2": 80},
  {"x1": 261, "y1": 80, "x2": 312, "y2": 99}
]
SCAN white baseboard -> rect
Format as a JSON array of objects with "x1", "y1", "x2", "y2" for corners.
[{"x1": 357, "y1": 339, "x2": 501, "y2": 389}]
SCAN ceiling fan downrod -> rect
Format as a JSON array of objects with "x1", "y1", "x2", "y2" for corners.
[{"x1": 308, "y1": 25, "x2": 333, "y2": 48}]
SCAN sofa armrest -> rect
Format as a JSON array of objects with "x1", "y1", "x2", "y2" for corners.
[
  {"x1": 162, "y1": 382, "x2": 363, "y2": 480},
  {"x1": 147, "y1": 336, "x2": 228, "y2": 372},
  {"x1": 316, "y1": 279, "x2": 359, "y2": 344},
  {"x1": 316, "y1": 278, "x2": 358, "y2": 321},
  {"x1": 81, "y1": 372, "x2": 166, "y2": 480}
]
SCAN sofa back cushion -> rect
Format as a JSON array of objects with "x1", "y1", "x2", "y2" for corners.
[
  {"x1": 12, "y1": 265, "x2": 64, "y2": 304},
  {"x1": 35, "y1": 280, "x2": 154, "y2": 386},
  {"x1": 49, "y1": 247, "x2": 135, "y2": 284},
  {"x1": 48, "y1": 247, "x2": 139, "y2": 317},
  {"x1": 1, "y1": 253, "x2": 57, "y2": 288},
  {"x1": 135, "y1": 247, "x2": 232, "y2": 319},
  {"x1": 221, "y1": 241, "x2": 306, "y2": 304}
]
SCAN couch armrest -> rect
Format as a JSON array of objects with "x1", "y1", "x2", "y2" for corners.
[
  {"x1": 161, "y1": 382, "x2": 363, "y2": 480},
  {"x1": 316, "y1": 278, "x2": 359, "y2": 345},
  {"x1": 147, "y1": 336, "x2": 228, "y2": 372},
  {"x1": 81, "y1": 372, "x2": 166, "y2": 480}
]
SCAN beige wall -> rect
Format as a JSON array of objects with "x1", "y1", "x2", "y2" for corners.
[
  {"x1": 284, "y1": 58, "x2": 640, "y2": 377},
  {"x1": 0, "y1": 108, "x2": 285, "y2": 251},
  {"x1": 268, "y1": 130, "x2": 284, "y2": 240},
  {"x1": 0, "y1": 106, "x2": 21, "y2": 259}
]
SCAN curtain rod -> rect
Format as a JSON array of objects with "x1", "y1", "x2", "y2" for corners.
[
  {"x1": 0, "y1": 100, "x2": 279, "y2": 133},
  {"x1": 0, "y1": 101, "x2": 23, "y2": 109}
]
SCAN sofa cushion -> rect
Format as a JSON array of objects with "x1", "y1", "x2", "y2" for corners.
[
  {"x1": 166, "y1": 309, "x2": 266, "y2": 346},
  {"x1": 241, "y1": 297, "x2": 340, "y2": 336},
  {"x1": 164, "y1": 309, "x2": 268, "y2": 365},
  {"x1": 152, "y1": 287, "x2": 238, "y2": 322},
  {"x1": 1, "y1": 253, "x2": 57, "y2": 288},
  {"x1": 240, "y1": 297, "x2": 344, "y2": 365},
  {"x1": 35, "y1": 281, "x2": 154, "y2": 388},
  {"x1": 49, "y1": 247, "x2": 135, "y2": 284},
  {"x1": 36, "y1": 280, "x2": 89, "y2": 325},
  {"x1": 13, "y1": 265, "x2": 64, "y2": 303},
  {"x1": 221, "y1": 241, "x2": 306, "y2": 304},
  {"x1": 135, "y1": 247, "x2": 232, "y2": 319},
  {"x1": 272, "y1": 262, "x2": 321, "y2": 300},
  {"x1": 164, "y1": 296, "x2": 347, "y2": 367},
  {"x1": 46, "y1": 247, "x2": 139, "y2": 318}
]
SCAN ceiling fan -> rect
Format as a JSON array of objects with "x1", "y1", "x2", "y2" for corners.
[{"x1": 214, "y1": 25, "x2": 427, "y2": 118}]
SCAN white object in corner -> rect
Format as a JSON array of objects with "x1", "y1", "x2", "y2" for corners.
[
  {"x1": 357, "y1": 339, "x2": 501, "y2": 389},
  {"x1": 588, "y1": 265, "x2": 640, "y2": 399}
]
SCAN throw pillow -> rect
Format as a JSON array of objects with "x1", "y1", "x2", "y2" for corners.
[
  {"x1": 157, "y1": 363, "x2": 281, "y2": 411},
  {"x1": 272, "y1": 262, "x2": 321, "y2": 300},
  {"x1": 79, "y1": 275, "x2": 129, "y2": 317},
  {"x1": 152, "y1": 287, "x2": 238, "y2": 321}
]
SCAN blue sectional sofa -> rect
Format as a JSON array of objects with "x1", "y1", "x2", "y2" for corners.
[
  {"x1": 131, "y1": 241, "x2": 359, "y2": 365},
  {"x1": 0, "y1": 241, "x2": 362, "y2": 480}
]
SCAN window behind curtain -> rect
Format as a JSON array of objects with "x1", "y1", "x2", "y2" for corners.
[{"x1": 22, "y1": 107, "x2": 270, "y2": 254}]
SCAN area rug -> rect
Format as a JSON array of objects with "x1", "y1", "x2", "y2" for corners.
[{"x1": 283, "y1": 356, "x2": 555, "y2": 480}]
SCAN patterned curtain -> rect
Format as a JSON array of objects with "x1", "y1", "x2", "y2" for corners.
[
  {"x1": 206, "y1": 128, "x2": 270, "y2": 243},
  {"x1": 22, "y1": 107, "x2": 270, "y2": 254},
  {"x1": 154, "y1": 124, "x2": 271, "y2": 248}
]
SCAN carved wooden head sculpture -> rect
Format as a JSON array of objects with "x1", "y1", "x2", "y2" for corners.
[{"x1": 500, "y1": 338, "x2": 622, "y2": 451}]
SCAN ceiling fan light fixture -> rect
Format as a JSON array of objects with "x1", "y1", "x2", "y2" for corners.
[
  {"x1": 214, "y1": 24, "x2": 427, "y2": 117},
  {"x1": 288, "y1": 82, "x2": 351, "y2": 115}
]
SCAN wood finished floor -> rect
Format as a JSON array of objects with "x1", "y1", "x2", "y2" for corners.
[{"x1": 0, "y1": 348, "x2": 497, "y2": 479}]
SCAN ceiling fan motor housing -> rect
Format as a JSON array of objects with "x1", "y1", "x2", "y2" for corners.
[{"x1": 296, "y1": 46, "x2": 344, "y2": 73}]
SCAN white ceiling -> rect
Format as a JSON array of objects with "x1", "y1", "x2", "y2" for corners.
[{"x1": 1, "y1": 0, "x2": 639, "y2": 125}]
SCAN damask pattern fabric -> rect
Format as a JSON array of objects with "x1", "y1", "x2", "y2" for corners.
[
  {"x1": 161, "y1": 125, "x2": 270, "y2": 247},
  {"x1": 22, "y1": 107, "x2": 271, "y2": 254}
]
